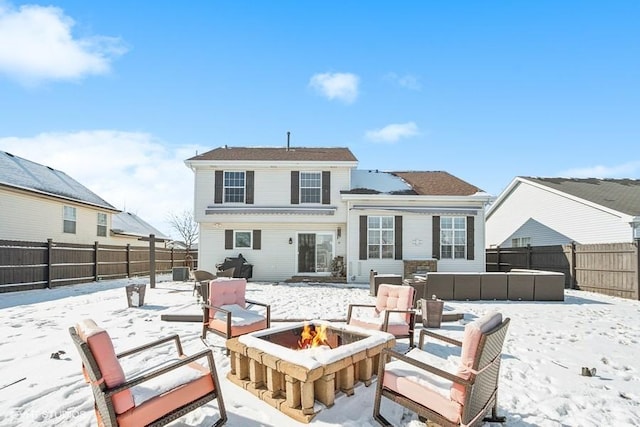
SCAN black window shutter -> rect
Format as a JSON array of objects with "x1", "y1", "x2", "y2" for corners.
[
  {"x1": 466, "y1": 216, "x2": 475, "y2": 260},
  {"x1": 432, "y1": 216, "x2": 440, "y2": 259},
  {"x1": 246, "y1": 171, "x2": 254, "y2": 204},
  {"x1": 225, "y1": 229, "x2": 233, "y2": 249},
  {"x1": 214, "y1": 171, "x2": 223, "y2": 204},
  {"x1": 395, "y1": 216, "x2": 403, "y2": 260},
  {"x1": 322, "y1": 171, "x2": 331, "y2": 205},
  {"x1": 291, "y1": 171, "x2": 299, "y2": 204},
  {"x1": 253, "y1": 230, "x2": 261, "y2": 250},
  {"x1": 359, "y1": 216, "x2": 367, "y2": 260}
]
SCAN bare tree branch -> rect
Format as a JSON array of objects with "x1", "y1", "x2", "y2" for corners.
[{"x1": 167, "y1": 210, "x2": 198, "y2": 252}]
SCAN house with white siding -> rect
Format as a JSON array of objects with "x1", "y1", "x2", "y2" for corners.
[
  {"x1": 185, "y1": 146, "x2": 492, "y2": 283},
  {"x1": 485, "y1": 177, "x2": 640, "y2": 248},
  {"x1": 0, "y1": 151, "x2": 169, "y2": 245}
]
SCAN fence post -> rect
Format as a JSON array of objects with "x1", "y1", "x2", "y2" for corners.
[
  {"x1": 126, "y1": 244, "x2": 131, "y2": 278},
  {"x1": 171, "y1": 247, "x2": 175, "y2": 268},
  {"x1": 635, "y1": 240, "x2": 640, "y2": 300},
  {"x1": 47, "y1": 238, "x2": 53, "y2": 289},
  {"x1": 149, "y1": 234, "x2": 156, "y2": 289},
  {"x1": 527, "y1": 244, "x2": 532, "y2": 269},
  {"x1": 94, "y1": 241, "x2": 99, "y2": 282},
  {"x1": 570, "y1": 241, "x2": 577, "y2": 289},
  {"x1": 496, "y1": 246, "x2": 501, "y2": 272}
]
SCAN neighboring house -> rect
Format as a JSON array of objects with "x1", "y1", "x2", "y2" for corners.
[
  {"x1": 111, "y1": 212, "x2": 171, "y2": 246},
  {"x1": 485, "y1": 177, "x2": 640, "y2": 248},
  {"x1": 0, "y1": 150, "x2": 169, "y2": 245},
  {"x1": 185, "y1": 146, "x2": 492, "y2": 282}
]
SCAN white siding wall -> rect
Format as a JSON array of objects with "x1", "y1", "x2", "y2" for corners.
[
  {"x1": 346, "y1": 207, "x2": 486, "y2": 283},
  {"x1": 0, "y1": 188, "x2": 114, "y2": 244},
  {"x1": 486, "y1": 182, "x2": 633, "y2": 247},
  {"x1": 199, "y1": 222, "x2": 346, "y2": 282},
  {"x1": 193, "y1": 166, "x2": 351, "y2": 224}
]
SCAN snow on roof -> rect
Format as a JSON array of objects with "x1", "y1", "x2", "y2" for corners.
[
  {"x1": 350, "y1": 169, "x2": 412, "y2": 193},
  {"x1": 0, "y1": 150, "x2": 116, "y2": 210},
  {"x1": 111, "y1": 212, "x2": 171, "y2": 240}
]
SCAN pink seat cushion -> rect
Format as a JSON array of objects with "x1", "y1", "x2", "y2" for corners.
[
  {"x1": 76, "y1": 319, "x2": 135, "y2": 414},
  {"x1": 375, "y1": 285, "x2": 415, "y2": 324},
  {"x1": 116, "y1": 360, "x2": 215, "y2": 427},
  {"x1": 208, "y1": 278, "x2": 247, "y2": 319},
  {"x1": 451, "y1": 311, "x2": 503, "y2": 405},
  {"x1": 383, "y1": 348, "x2": 462, "y2": 423}
]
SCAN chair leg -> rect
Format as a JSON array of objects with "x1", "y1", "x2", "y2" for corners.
[{"x1": 482, "y1": 402, "x2": 506, "y2": 423}]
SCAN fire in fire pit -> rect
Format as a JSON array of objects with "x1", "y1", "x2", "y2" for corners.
[{"x1": 298, "y1": 323, "x2": 330, "y2": 349}]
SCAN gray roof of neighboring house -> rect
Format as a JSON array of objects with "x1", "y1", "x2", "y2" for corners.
[
  {"x1": 111, "y1": 212, "x2": 171, "y2": 240},
  {"x1": 0, "y1": 150, "x2": 117, "y2": 210},
  {"x1": 187, "y1": 146, "x2": 357, "y2": 162},
  {"x1": 523, "y1": 177, "x2": 640, "y2": 216}
]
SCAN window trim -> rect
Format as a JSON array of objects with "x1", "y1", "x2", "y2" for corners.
[
  {"x1": 63, "y1": 205, "x2": 77, "y2": 234},
  {"x1": 97, "y1": 212, "x2": 107, "y2": 237},
  {"x1": 223, "y1": 171, "x2": 246, "y2": 203},
  {"x1": 440, "y1": 216, "x2": 466, "y2": 259},
  {"x1": 299, "y1": 171, "x2": 322, "y2": 204},
  {"x1": 367, "y1": 215, "x2": 395, "y2": 259}
]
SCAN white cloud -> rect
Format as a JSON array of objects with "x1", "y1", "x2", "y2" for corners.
[
  {"x1": 0, "y1": 131, "x2": 206, "y2": 238},
  {"x1": 559, "y1": 161, "x2": 640, "y2": 178},
  {"x1": 384, "y1": 72, "x2": 421, "y2": 90},
  {"x1": 309, "y1": 72, "x2": 359, "y2": 104},
  {"x1": 365, "y1": 122, "x2": 419, "y2": 143},
  {"x1": 0, "y1": 3, "x2": 127, "y2": 85}
]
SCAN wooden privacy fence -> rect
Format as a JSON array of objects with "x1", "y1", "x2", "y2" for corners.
[
  {"x1": 0, "y1": 236, "x2": 197, "y2": 293},
  {"x1": 486, "y1": 242, "x2": 640, "y2": 300}
]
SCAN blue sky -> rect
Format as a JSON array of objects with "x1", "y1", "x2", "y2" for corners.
[{"x1": 1, "y1": 1, "x2": 639, "y2": 237}]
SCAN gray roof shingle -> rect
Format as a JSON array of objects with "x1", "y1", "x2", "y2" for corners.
[
  {"x1": 0, "y1": 151, "x2": 116, "y2": 210},
  {"x1": 524, "y1": 177, "x2": 640, "y2": 216}
]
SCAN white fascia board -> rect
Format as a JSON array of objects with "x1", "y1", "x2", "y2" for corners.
[
  {"x1": 485, "y1": 177, "x2": 522, "y2": 219},
  {"x1": 185, "y1": 160, "x2": 358, "y2": 169},
  {"x1": 341, "y1": 193, "x2": 491, "y2": 206}
]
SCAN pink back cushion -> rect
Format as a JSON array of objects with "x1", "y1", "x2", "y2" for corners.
[
  {"x1": 375, "y1": 285, "x2": 415, "y2": 323},
  {"x1": 451, "y1": 312, "x2": 503, "y2": 405},
  {"x1": 209, "y1": 278, "x2": 247, "y2": 318},
  {"x1": 76, "y1": 319, "x2": 135, "y2": 414}
]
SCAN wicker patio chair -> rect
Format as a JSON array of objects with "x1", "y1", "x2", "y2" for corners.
[
  {"x1": 202, "y1": 278, "x2": 270, "y2": 342},
  {"x1": 70, "y1": 319, "x2": 227, "y2": 427},
  {"x1": 347, "y1": 284, "x2": 417, "y2": 347},
  {"x1": 192, "y1": 269, "x2": 217, "y2": 297},
  {"x1": 373, "y1": 312, "x2": 510, "y2": 426}
]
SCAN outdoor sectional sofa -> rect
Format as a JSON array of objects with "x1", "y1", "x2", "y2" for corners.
[{"x1": 422, "y1": 269, "x2": 565, "y2": 301}]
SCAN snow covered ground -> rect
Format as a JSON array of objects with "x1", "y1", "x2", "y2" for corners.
[{"x1": 0, "y1": 275, "x2": 639, "y2": 426}]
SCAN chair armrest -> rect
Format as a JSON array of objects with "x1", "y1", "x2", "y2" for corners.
[
  {"x1": 378, "y1": 348, "x2": 471, "y2": 387},
  {"x1": 346, "y1": 304, "x2": 376, "y2": 323},
  {"x1": 381, "y1": 309, "x2": 417, "y2": 331},
  {"x1": 106, "y1": 348, "x2": 216, "y2": 396},
  {"x1": 419, "y1": 329, "x2": 463, "y2": 349},
  {"x1": 117, "y1": 334, "x2": 184, "y2": 358},
  {"x1": 245, "y1": 299, "x2": 271, "y2": 327}
]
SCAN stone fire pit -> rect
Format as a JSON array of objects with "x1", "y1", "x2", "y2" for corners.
[{"x1": 226, "y1": 320, "x2": 396, "y2": 423}]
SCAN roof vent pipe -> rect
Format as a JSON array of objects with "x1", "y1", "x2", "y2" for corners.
[{"x1": 287, "y1": 131, "x2": 291, "y2": 151}]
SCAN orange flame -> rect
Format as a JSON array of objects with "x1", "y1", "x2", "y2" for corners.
[{"x1": 298, "y1": 323, "x2": 331, "y2": 349}]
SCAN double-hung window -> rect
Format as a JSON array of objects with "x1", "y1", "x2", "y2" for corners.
[
  {"x1": 300, "y1": 172, "x2": 321, "y2": 203},
  {"x1": 63, "y1": 206, "x2": 77, "y2": 234},
  {"x1": 224, "y1": 171, "x2": 245, "y2": 203},
  {"x1": 97, "y1": 213, "x2": 107, "y2": 237},
  {"x1": 512, "y1": 237, "x2": 531, "y2": 247},
  {"x1": 368, "y1": 216, "x2": 394, "y2": 259},
  {"x1": 440, "y1": 216, "x2": 466, "y2": 259}
]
